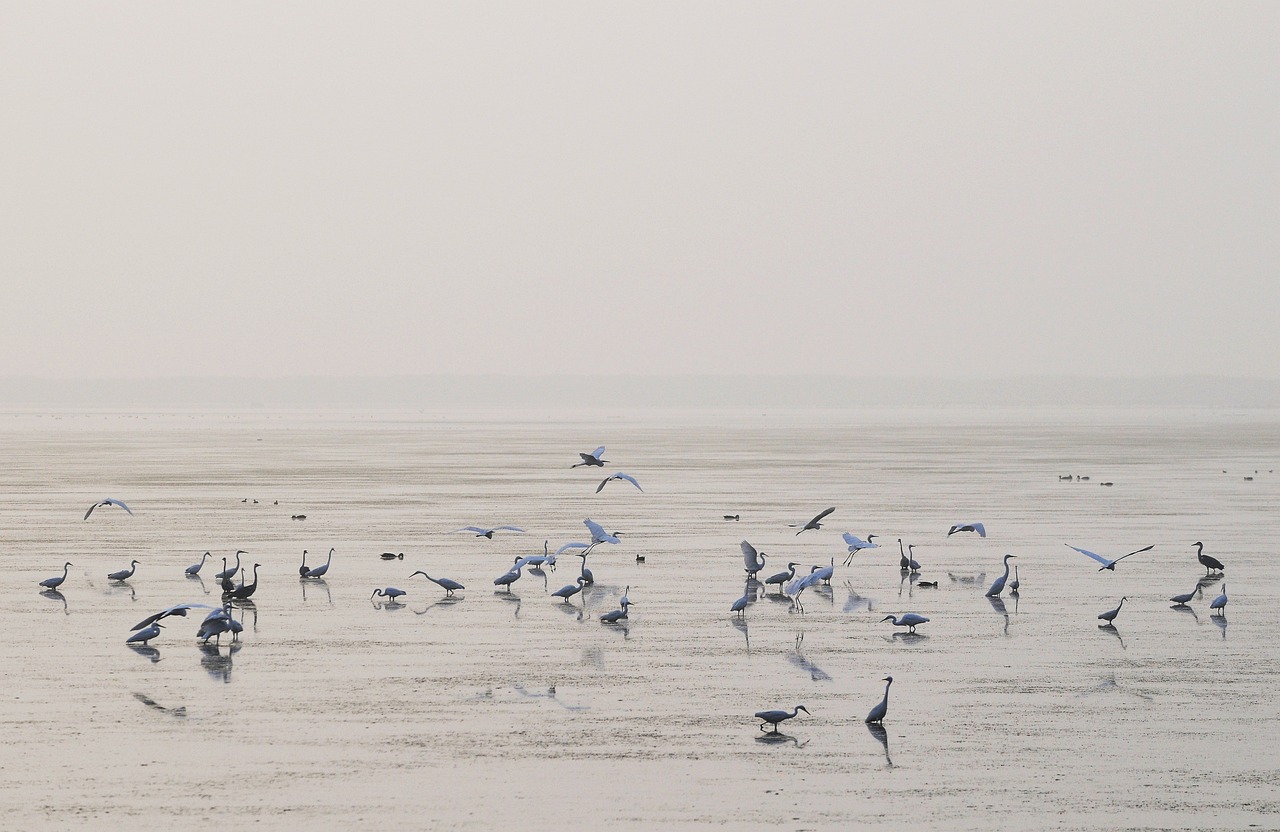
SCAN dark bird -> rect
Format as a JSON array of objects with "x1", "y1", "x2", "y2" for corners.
[
  {"x1": 126, "y1": 623, "x2": 164, "y2": 646},
  {"x1": 108, "y1": 560, "x2": 140, "y2": 582},
  {"x1": 299, "y1": 550, "x2": 310, "y2": 576},
  {"x1": 1098, "y1": 596, "x2": 1128, "y2": 624},
  {"x1": 380, "y1": 552, "x2": 404, "y2": 561},
  {"x1": 790, "y1": 507, "x2": 835, "y2": 535},
  {"x1": 229, "y1": 564, "x2": 261, "y2": 600},
  {"x1": 764, "y1": 562, "x2": 798, "y2": 593},
  {"x1": 1193, "y1": 541, "x2": 1224, "y2": 575},
  {"x1": 39, "y1": 562, "x2": 73, "y2": 591},
  {"x1": 185, "y1": 552, "x2": 212, "y2": 576},
  {"x1": 1067, "y1": 544, "x2": 1153, "y2": 571},
  {"x1": 84, "y1": 498, "x2": 133, "y2": 520},
  {"x1": 865, "y1": 676, "x2": 893, "y2": 724}
]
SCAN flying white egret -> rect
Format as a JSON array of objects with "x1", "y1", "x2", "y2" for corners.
[
  {"x1": 1169, "y1": 585, "x2": 1200, "y2": 606},
  {"x1": 790, "y1": 507, "x2": 835, "y2": 535},
  {"x1": 596, "y1": 472, "x2": 643, "y2": 493},
  {"x1": 882, "y1": 613, "x2": 929, "y2": 633},
  {"x1": 582, "y1": 518, "x2": 621, "y2": 554},
  {"x1": 1067, "y1": 543, "x2": 1153, "y2": 572},
  {"x1": 457, "y1": 526, "x2": 526, "y2": 539},
  {"x1": 84, "y1": 498, "x2": 133, "y2": 520},
  {"x1": 1098, "y1": 596, "x2": 1128, "y2": 624},
  {"x1": 108, "y1": 560, "x2": 140, "y2": 582},
  {"x1": 784, "y1": 569, "x2": 823, "y2": 611},
  {"x1": 304, "y1": 548, "x2": 335, "y2": 578},
  {"x1": 571, "y1": 446, "x2": 608, "y2": 468},
  {"x1": 741, "y1": 541, "x2": 767, "y2": 578},
  {"x1": 948, "y1": 522, "x2": 987, "y2": 537},
  {"x1": 865, "y1": 677, "x2": 893, "y2": 724},
  {"x1": 1209, "y1": 583, "x2": 1228, "y2": 614},
  {"x1": 842, "y1": 533, "x2": 879, "y2": 566},
  {"x1": 754, "y1": 705, "x2": 808, "y2": 733},
  {"x1": 1193, "y1": 542, "x2": 1225, "y2": 575},
  {"x1": 39, "y1": 562, "x2": 73, "y2": 591},
  {"x1": 410, "y1": 570, "x2": 465, "y2": 596},
  {"x1": 986, "y1": 555, "x2": 1016, "y2": 597}
]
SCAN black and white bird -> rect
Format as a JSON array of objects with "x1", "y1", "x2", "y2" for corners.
[
  {"x1": 457, "y1": 525, "x2": 526, "y2": 539},
  {"x1": 596, "y1": 472, "x2": 643, "y2": 494},
  {"x1": 84, "y1": 498, "x2": 133, "y2": 520},
  {"x1": 571, "y1": 446, "x2": 608, "y2": 468},
  {"x1": 790, "y1": 507, "x2": 835, "y2": 535},
  {"x1": 1067, "y1": 544, "x2": 1153, "y2": 572},
  {"x1": 948, "y1": 522, "x2": 987, "y2": 538}
]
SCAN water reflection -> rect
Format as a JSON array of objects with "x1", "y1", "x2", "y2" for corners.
[
  {"x1": 754, "y1": 731, "x2": 807, "y2": 748},
  {"x1": 1211, "y1": 614, "x2": 1227, "y2": 639},
  {"x1": 788, "y1": 633, "x2": 830, "y2": 680},
  {"x1": 129, "y1": 644, "x2": 161, "y2": 663},
  {"x1": 731, "y1": 617, "x2": 750, "y2": 651},
  {"x1": 301, "y1": 578, "x2": 332, "y2": 605},
  {"x1": 185, "y1": 573, "x2": 211, "y2": 595},
  {"x1": 413, "y1": 597, "x2": 463, "y2": 616},
  {"x1": 1097, "y1": 623, "x2": 1126, "y2": 650},
  {"x1": 866, "y1": 723, "x2": 893, "y2": 767},
  {"x1": 1171, "y1": 603, "x2": 1200, "y2": 623},
  {"x1": 842, "y1": 581, "x2": 872, "y2": 613},
  {"x1": 40, "y1": 589, "x2": 69, "y2": 614},
  {"x1": 199, "y1": 641, "x2": 240, "y2": 683}
]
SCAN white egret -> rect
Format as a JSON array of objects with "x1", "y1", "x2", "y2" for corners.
[
  {"x1": 126, "y1": 623, "x2": 164, "y2": 646},
  {"x1": 551, "y1": 576, "x2": 587, "y2": 602},
  {"x1": 948, "y1": 522, "x2": 987, "y2": 537},
  {"x1": 410, "y1": 570, "x2": 465, "y2": 596},
  {"x1": 1194, "y1": 542, "x2": 1225, "y2": 575},
  {"x1": 108, "y1": 560, "x2": 140, "y2": 582},
  {"x1": 576, "y1": 553, "x2": 594, "y2": 585},
  {"x1": 731, "y1": 583, "x2": 752, "y2": 618},
  {"x1": 596, "y1": 472, "x2": 643, "y2": 493},
  {"x1": 1067, "y1": 543, "x2": 1154, "y2": 572},
  {"x1": 741, "y1": 540, "x2": 767, "y2": 578},
  {"x1": 494, "y1": 563, "x2": 523, "y2": 591},
  {"x1": 1209, "y1": 583, "x2": 1228, "y2": 614},
  {"x1": 457, "y1": 526, "x2": 526, "y2": 539},
  {"x1": 906, "y1": 544, "x2": 921, "y2": 571},
  {"x1": 790, "y1": 507, "x2": 835, "y2": 535},
  {"x1": 216, "y1": 551, "x2": 246, "y2": 581},
  {"x1": 865, "y1": 676, "x2": 893, "y2": 724},
  {"x1": 882, "y1": 613, "x2": 929, "y2": 633},
  {"x1": 986, "y1": 555, "x2": 1016, "y2": 597},
  {"x1": 600, "y1": 597, "x2": 633, "y2": 624},
  {"x1": 896, "y1": 539, "x2": 920, "y2": 571},
  {"x1": 813, "y1": 558, "x2": 835, "y2": 585},
  {"x1": 185, "y1": 552, "x2": 212, "y2": 576},
  {"x1": 582, "y1": 518, "x2": 621, "y2": 554},
  {"x1": 842, "y1": 533, "x2": 879, "y2": 566},
  {"x1": 784, "y1": 569, "x2": 824, "y2": 611},
  {"x1": 1098, "y1": 596, "x2": 1128, "y2": 624},
  {"x1": 371, "y1": 587, "x2": 407, "y2": 602},
  {"x1": 131, "y1": 602, "x2": 217, "y2": 631},
  {"x1": 304, "y1": 548, "x2": 334, "y2": 578},
  {"x1": 40, "y1": 562, "x2": 72, "y2": 590},
  {"x1": 84, "y1": 498, "x2": 133, "y2": 520},
  {"x1": 571, "y1": 446, "x2": 608, "y2": 468},
  {"x1": 1169, "y1": 585, "x2": 1200, "y2": 606},
  {"x1": 764, "y1": 562, "x2": 797, "y2": 592},
  {"x1": 754, "y1": 704, "x2": 808, "y2": 733}
]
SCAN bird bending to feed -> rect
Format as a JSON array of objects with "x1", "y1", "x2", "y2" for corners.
[
  {"x1": 865, "y1": 676, "x2": 894, "y2": 724},
  {"x1": 304, "y1": 548, "x2": 334, "y2": 578},
  {"x1": 1209, "y1": 583, "x2": 1228, "y2": 614},
  {"x1": 596, "y1": 472, "x2": 643, "y2": 493},
  {"x1": 571, "y1": 446, "x2": 608, "y2": 468},
  {"x1": 1193, "y1": 542, "x2": 1225, "y2": 575},
  {"x1": 1169, "y1": 585, "x2": 1200, "y2": 606},
  {"x1": 842, "y1": 533, "x2": 879, "y2": 565},
  {"x1": 84, "y1": 498, "x2": 133, "y2": 520},
  {"x1": 551, "y1": 576, "x2": 587, "y2": 602},
  {"x1": 40, "y1": 562, "x2": 73, "y2": 590},
  {"x1": 371, "y1": 587, "x2": 407, "y2": 602},
  {"x1": 108, "y1": 560, "x2": 140, "y2": 582},
  {"x1": 882, "y1": 613, "x2": 929, "y2": 633},
  {"x1": 986, "y1": 554, "x2": 1016, "y2": 597},
  {"x1": 948, "y1": 522, "x2": 986, "y2": 538},
  {"x1": 457, "y1": 525, "x2": 526, "y2": 539},
  {"x1": 185, "y1": 552, "x2": 211, "y2": 575},
  {"x1": 410, "y1": 570, "x2": 465, "y2": 596},
  {"x1": 741, "y1": 540, "x2": 767, "y2": 578},
  {"x1": 1067, "y1": 543, "x2": 1153, "y2": 571},
  {"x1": 126, "y1": 623, "x2": 164, "y2": 646},
  {"x1": 754, "y1": 705, "x2": 808, "y2": 733},
  {"x1": 1098, "y1": 596, "x2": 1127, "y2": 624},
  {"x1": 790, "y1": 507, "x2": 835, "y2": 535},
  {"x1": 764, "y1": 562, "x2": 797, "y2": 592}
]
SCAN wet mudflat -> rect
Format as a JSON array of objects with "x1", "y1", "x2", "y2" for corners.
[{"x1": 0, "y1": 408, "x2": 1276, "y2": 830}]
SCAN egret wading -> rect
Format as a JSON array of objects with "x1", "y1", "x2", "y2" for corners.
[
  {"x1": 551, "y1": 576, "x2": 587, "y2": 602},
  {"x1": 600, "y1": 591, "x2": 633, "y2": 623},
  {"x1": 40, "y1": 562, "x2": 73, "y2": 591},
  {"x1": 229, "y1": 564, "x2": 261, "y2": 600},
  {"x1": 215, "y1": 551, "x2": 245, "y2": 581},
  {"x1": 372, "y1": 587, "x2": 407, "y2": 602},
  {"x1": 126, "y1": 623, "x2": 164, "y2": 646},
  {"x1": 1098, "y1": 597, "x2": 1128, "y2": 624},
  {"x1": 741, "y1": 541, "x2": 767, "y2": 579},
  {"x1": 304, "y1": 548, "x2": 334, "y2": 578},
  {"x1": 1209, "y1": 583, "x2": 1228, "y2": 615},
  {"x1": 410, "y1": 570, "x2": 464, "y2": 597},
  {"x1": 1009, "y1": 565, "x2": 1021, "y2": 594},
  {"x1": 986, "y1": 555, "x2": 1016, "y2": 597},
  {"x1": 1169, "y1": 585, "x2": 1200, "y2": 606},
  {"x1": 882, "y1": 613, "x2": 929, "y2": 634},
  {"x1": 754, "y1": 705, "x2": 808, "y2": 733},
  {"x1": 185, "y1": 552, "x2": 211, "y2": 575},
  {"x1": 764, "y1": 562, "x2": 797, "y2": 593},
  {"x1": 865, "y1": 676, "x2": 894, "y2": 724},
  {"x1": 108, "y1": 560, "x2": 140, "y2": 582}
]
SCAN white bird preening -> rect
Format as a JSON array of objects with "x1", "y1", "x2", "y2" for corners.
[
  {"x1": 571, "y1": 446, "x2": 608, "y2": 468},
  {"x1": 865, "y1": 676, "x2": 893, "y2": 724},
  {"x1": 1209, "y1": 583, "x2": 1228, "y2": 615},
  {"x1": 790, "y1": 507, "x2": 835, "y2": 535},
  {"x1": 410, "y1": 570, "x2": 465, "y2": 597},
  {"x1": 842, "y1": 533, "x2": 879, "y2": 566},
  {"x1": 84, "y1": 498, "x2": 133, "y2": 520},
  {"x1": 784, "y1": 569, "x2": 823, "y2": 611},
  {"x1": 948, "y1": 522, "x2": 986, "y2": 538},
  {"x1": 882, "y1": 613, "x2": 929, "y2": 633},
  {"x1": 1067, "y1": 543, "x2": 1153, "y2": 572},
  {"x1": 39, "y1": 562, "x2": 73, "y2": 591},
  {"x1": 457, "y1": 525, "x2": 526, "y2": 539},
  {"x1": 1098, "y1": 596, "x2": 1128, "y2": 624},
  {"x1": 741, "y1": 540, "x2": 767, "y2": 578},
  {"x1": 185, "y1": 552, "x2": 212, "y2": 576},
  {"x1": 986, "y1": 555, "x2": 1016, "y2": 597},
  {"x1": 108, "y1": 560, "x2": 140, "y2": 582},
  {"x1": 596, "y1": 472, "x2": 643, "y2": 494},
  {"x1": 754, "y1": 704, "x2": 808, "y2": 733}
]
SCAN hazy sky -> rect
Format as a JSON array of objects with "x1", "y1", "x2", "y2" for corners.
[{"x1": 1, "y1": 3, "x2": 1276, "y2": 379}]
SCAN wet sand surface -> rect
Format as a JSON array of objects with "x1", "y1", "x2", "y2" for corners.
[{"x1": 1, "y1": 409, "x2": 1277, "y2": 830}]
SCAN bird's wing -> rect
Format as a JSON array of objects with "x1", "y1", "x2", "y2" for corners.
[
  {"x1": 1115, "y1": 544, "x2": 1154, "y2": 561},
  {"x1": 1066, "y1": 544, "x2": 1110, "y2": 565},
  {"x1": 842, "y1": 532, "x2": 858, "y2": 546},
  {"x1": 740, "y1": 540, "x2": 759, "y2": 561},
  {"x1": 972, "y1": 523, "x2": 986, "y2": 537},
  {"x1": 457, "y1": 526, "x2": 488, "y2": 534},
  {"x1": 617, "y1": 473, "x2": 642, "y2": 491},
  {"x1": 947, "y1": 525, "x2": 960, "y2": 536},
  {"x1": 810, "y1": 507, "x2": 836, "y2": 524},
  {"x1": 556, "y1": 542, "x2": 590, "y2": 555},
  {"x1": 495, "y1": 526, "x2": 526, "y2": 533},
  {"x1": 584, "y1": 518, "x2": 607, "y2": 539},
  {"x1": 596, "y1": 476, "x2": 610, "y2": 493},
  {"x1": 106, "y1": 498, "x2": 134, "y2": 515},
  {"x1": 591, "y1": 446, "x2": 605, "y2": 460},
  {"x1": 84, "y1": 502, "x2": 99, "y2": 520}
]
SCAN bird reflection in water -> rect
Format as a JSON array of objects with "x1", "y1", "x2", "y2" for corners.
[
  {"x1": 843, "y1": 581, "x2": 872, "y2": 613},
  {"x1": 40, "y1": 589, "x2": 69, "y2": 615},
  {"x1": 230, "y1": 599, "x2": 257, "y2": 632},
  {"x1": 731, "y1": 617, "x2": 750, "y2": 651},
  {"x1": 788, "y1": 633, "x2": 830, "y2": 680},
  {"x1": 129, "y1": 644, "x2": 161, "y2": 663},
  {"x1": 1212, "y1": 614, "x2": 1227, "y2": 639},
  {"x1": 413, "y1": 596, "x2": 463, "y2": 617},
  {"x1": 200, "y1": 641, "x2": 240, "y2": 683},
  {"x1": 1097, "y1": 623, "x2": 1126, "y2": 650},
  {"x1": 866, "y1": 723, "x2": 893, "y2": 767},
  {"x1": 754, "y1": 732, "x2": 807, "y2": 748},
  {"x1": 301, "y1": 578, "x2": 332, "y2": 605},
  {"x1": 185, "y1": 572, "x2": 211, "y2": 595},
  {"x1": 987, "y1": 595, "x2": 1011, "y2": 636}
]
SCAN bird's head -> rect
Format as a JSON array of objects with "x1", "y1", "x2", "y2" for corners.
[
  {"x1": 410, "y1": 570, "x2": 426, "y2": 578},
  {"x1": 883, "y1": 675, "x2": 893, "y2": 683},
  {"x1": 867, "y1": 534, "x2": 878, "y2": 541},
  {"x1": 880, "y1": 615, "x2": 894, "y2": 623},
  {"x1": 1193, "y1": 541, "x2": 1203, "y2": 550},
  {"x1": 796, "y1": 705, "x2": 810, "y2": 714},
  {"x1": 1006, "y1": 554, "x2": 1017, "y2": 561}
]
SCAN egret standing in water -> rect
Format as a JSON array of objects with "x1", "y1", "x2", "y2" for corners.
[
  {"x1": 882, "y1": 613, "x2": 929, "y2": 634},
  {"x1": 371, "y1": 587, "x2": 407, "y2": 603},
  {"x1": 304, "y1": 548, "x2": 334, "y2": 578},
  {"x1": 1169, "y1": 585, "x2": 1201, "y2": 606},
  {"x1": 754, "y1": 704, "x2": 809, "y2": 733},
  {"x1": 865, "y1": 676, "x2": 893, "y2": 724},
  {"x1": 185, "y1": 552, "x2": 211, "y2": 576},
  {"x1": 216, "y1": 551, "x2": 246, "y2": 581},
  {"x1": 1194, "y1": 542, "x2": 1225, "y2": 575},
  {"x1": 1209, "y1": 583, "x2": 1228, "y2": 615},
  {"x1": 551, "y1": 576, "x2": 587, "y2": 603},
  {"x1": 108, "y1": 560, "x2": 140, "y2": 582},
  {"x1": 1098, "y1": 596, "x2": 1128, "y2": 625},
  {"x1": 600, "y1": 591, "x2": 633, "y2": 623},
  {"x1": 730, "y1": 582, "x2": 753, "y2": 618},
  {"x1": 813, "y1": 558, "x2": 835, "y2": 585},
  {"x1": 410, "y1": 570, "x2": 465, "y2": 597},
  {"x1": 126, "y1": 622, "x2": 164, "y2": 646},
  {"x1": 986, "y1": 554, "x2": 1016, "y2": 597},
  {"x1": 764, "y1": 562, "x2": 797, "y2": 593}
]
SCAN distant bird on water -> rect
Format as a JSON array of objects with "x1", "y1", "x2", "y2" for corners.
[
  {"x1": 1193, "y1": 541, "x2": 1225, "y2": 575},
  {"x1": 596, "y1": 472, "x2": 643, "y2": 494},
  {"x1": 457, "y1": 526, "x2": 526, "y2": 539},
  {"x1": 84, "y1": 498, "x2": 133, "y2": 520},
  {"x1": 1067, "y1": 543, "x2": 1153, "y2": 572},
  {"x1": 986, "y1": 554, "x2": 1016, "y2": 597},
  {"x1": 40, "y1": 562, "x2": 73, "y2": 591},
  {"x1": 865, "y1": 676, "x2": 894, "y2": 724},
  {"x1": 948, "y1": 522, "x2": 987, "y2": 538},
  {"x1": 108, "y1": 560, "x2": 140, "y2": 582},
  {"x1": 1209, "y1": 583, "x2": 1228, "y2": 615},
  {"x1": 882, "y1": 613, "x2": 929, "y2": 634},
  {"x1": 571, "y1": 446, "x2": 608, "y2": 468},
  {"x1": 790, "y1": 507, "x2": 835, "y2": 535},
  {"x1": 1098, "y1": 596, "x2": 1128, "y2": 624},
  {"x1": 754, "y1": 704, "x2": 808, "y2": 733},
  {"x1": 741, "y1": 540, "x2": 767, "y2": 578}
]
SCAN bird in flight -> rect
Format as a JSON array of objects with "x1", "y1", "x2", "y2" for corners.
[
  {"x1": 84, "y1": 498, "x2": 133, "y2": 520},
  {"x1": 1066, "y1": 543, "x2": 1154, "y2": 571},
  {"x1": 596, "y1": 472, "x2": 643, "y2": 494},
  {"x1": 947, "y1": 522, "x2": 986, "y2": 538},
  {"x1": 790, "y1": 507, "x2": 835, "y2": 535},
  {"x1": 571, "y1": 446, "x2": 608, "y2": 468},
  {"x1": 456, "y1": 526, "x2": 526, "y2": 539}
]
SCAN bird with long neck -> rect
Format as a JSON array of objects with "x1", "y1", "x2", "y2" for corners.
[
  {"x1": 865, "y1": 676, "x2": 893, "y2": 724},
  {"x1": 231, "y1": 563, "x2": 261, "y2": 599},
  {"x1": 1194, "y1": 541, "x2": 1225, "y2": 575},
  {"x1": 986, "y1": 554, "x2": 1016, "y2": 597}
]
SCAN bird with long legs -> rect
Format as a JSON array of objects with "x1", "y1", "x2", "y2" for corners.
[
  {"x1": 303, "y1": 548, "x2": 334, "y2": 578},
  {"x1": 1209, "y1": 583, "x2": 1228, "y2": 615},
  {"x1": 764, "y1": 562, "x2": 797, "y2": 593},
  {"x1": 185, "y1": 552, "x2": 211, "y2": 576},
  {"x1": 457, "y1": 525, "x2": 526, "y2": 539},
  {"x1": 842, "y1": 533, "x2": 879, "y2": 566},
  {"x1": 108, "y1": 560, "x2": 140, "y2": 582},
  {"x1": 948, "y1": 522, "x2": 986, "y2": 537},
  {"x1": 551, "y1": 576, "x2": 587, "y2": 603},
  {"x1": 882, "y1": 613, "x2": 929, "y2": 634},
  {"x1": 596, "y1": 472, "x2": 643, "y2": 493},
  {"x1": 741, "y1": 541, "x2": 767, "y2": 579},
  {"x1": 216, "y1": 551, "x2": 245, "y2": 581},
  {"x1": 1098, "y1": 596, "x2": 1128, "y2": 625},
  {"x1": 571, "y1": 446, "x2": 608, "y2": 468},
  {"x1": 1194, "y1": 541, "x2": 1225, "y2": 575},
  {"x1": 1169, "y1": 585, "x2": 1201, "y2": 606},
  {"x1": 754, "y1": 704, "x2": 808, "y2": 733},
  {"x1": 40, "y1": 562, "x2": 72, "y2": 591},
  {"x1": 410, "y1": 570, "x2": 465, "y2": 597},
  {"x1": 229, "y1": 564, "x2": 261, "y2": 600}
]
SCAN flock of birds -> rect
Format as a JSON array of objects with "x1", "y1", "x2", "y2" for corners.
[{"x1": 42, "y1": 446, "x2": 1234, "y2": 735}]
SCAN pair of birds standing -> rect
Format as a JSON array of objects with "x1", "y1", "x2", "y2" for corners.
[{"x1": 754, "y1": 676, "x2": 895, "y2": 733}]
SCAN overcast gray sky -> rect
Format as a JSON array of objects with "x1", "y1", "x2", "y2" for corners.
[{"x1": 1, "y1": 3, "x2": 1276, "y2": 379}]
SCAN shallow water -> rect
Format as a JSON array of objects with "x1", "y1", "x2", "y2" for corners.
[{"x1": 1, "y1": 408, "x2": 1277, "y2": 829}]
